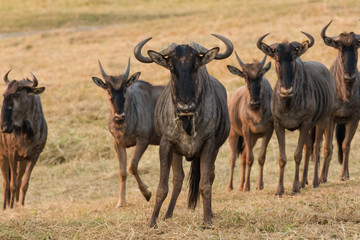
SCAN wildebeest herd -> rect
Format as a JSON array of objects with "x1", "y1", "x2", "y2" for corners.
[{"x1": 0, "y1": 20, "x2": 359, "y2": 228}]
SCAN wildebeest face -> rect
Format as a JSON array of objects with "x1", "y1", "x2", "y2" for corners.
[
  {"x1": 257, "y1": 32, "x2": 313, "y2": 98},
  {"x1": 227, "y1": 57, "x2": 271, "y2": 109},
  {"x1": 92, "y1": 60, "x2": 140, "y2": 123},
  {"x1": 1, "y1": 80, "x2": 45, "y2": 133},
  {"x1": 338, "y1": 33, "x2": 359, "y2": 81},
  {"x1": 148, "y1": 45, "x2": 219, "y2": 114}
]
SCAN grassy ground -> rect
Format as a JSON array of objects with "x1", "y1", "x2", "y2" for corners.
[{"x1": 0, "y1": 0, "x2": 360, "y2": 239}]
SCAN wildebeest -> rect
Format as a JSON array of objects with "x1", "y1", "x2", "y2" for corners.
[
  {"x1": 226, "y1": 53, "x2": 273, "y2": 192},
  {"x1": 0, "y1": 70, "x2": 47, "y2": 209},
  {"x1": 257, "y1": 32, "x2": 336, "y2": 195},
  {"x1": 134, "y1": 34, "x2": 232, "y2": 227},
  {"x1": 320, "y1": 20, "x2": 360, "y2": 182},
  {"x1": 92, "y1": 59, "x2": 165, "y2": 207}
]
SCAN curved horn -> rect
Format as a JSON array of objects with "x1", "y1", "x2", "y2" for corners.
[
  {"x1": 4, "y1": 69, "x2": 11, "y2": 85},
  {"x1": 159, "y1": 43, "x2": 178, "y2": 56},
  {"x1": 134, "y1": 37, "x2": 154, "y2": 63},
  {"x1": 124, "y1": 57, "x2": 130, "y2": 79},
  {"x1": 300, "y1": 31, "x2": 314, "y2": 48},
  {"x1": 29, "y1": 72, "x2": 38, "y2": 87},
  {"x1": 260, "y1": 55, "x2": 267, "y2": 66},
  {"x1": 211, "y1": 33, "x2": 234, "y2": 59},
  {"x1": 98, "y1": 60, "x2": 108, "y2": 79},
  {"x1": 257, "y1": 33, "x2": 273, "y2": 52},
  {"x1": 234, "y1": 51, "x2": 245, "y2": 68}
]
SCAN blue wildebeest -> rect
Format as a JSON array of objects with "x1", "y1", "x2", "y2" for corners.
[
  {"x1": 134, "y1": 34, "x2": 232, "y2": 227},
  {"x1": 0, "y1": 70, "x2": 47, "y2": 209},
  {"x1": 320, "y1": 20, "x2": 360, "y2": 182},
  {"x1": 92, "y1": 59, "x2": 165, "y2": 207},
  {"x1": 257, "y1": 32, "x2": 336, "y2": 195},
  {"x1": 226, "y1": 53, "x2": 273, "y2": 192}
]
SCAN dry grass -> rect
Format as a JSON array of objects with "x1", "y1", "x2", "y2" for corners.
[{"x1": 0, "y1": 0, "x2": 360, "y2": 239}]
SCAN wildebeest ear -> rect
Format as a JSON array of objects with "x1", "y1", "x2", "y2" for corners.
[
  {"x1": 264, "y1": 62, "x2": 271, "y2": 72},
  {"x1": 148, "y1": 50, "x2": 169, "y2": 69},
  {"x1": 295, "y1": 41, "x2": 310, "y2": 57},
  {"x1": 92, "y1": 77, "x2": 107, "y2": 89},
  {"x1": 227, "y1": 65, "x2": 246, "y2": 78},
  {"x1": 200, "y1": 47, "x2": 219, "y2": 66},
  {"x1": 127, "y1": 72, "x2": 141, "y2": 87},
  {"x1": 30, "y1": 87, "x2": 45, "y2": 95},
  {"x1": 259, "y1": 44, "x2": 275, "y2": 58}
]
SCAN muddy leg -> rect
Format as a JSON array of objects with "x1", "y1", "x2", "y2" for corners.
[
  {"x1": 313, "y1": 125, "x2": 326, "y2": 188},
  {"x1": 149, "y1": 138, "x2": 172, "y2": 228},
  {"x1": 114, "y1": 141, "x2": 127, "y2": 208},
  {"x1": 274, "y1": 120, "x2": 286, "y2": 196},
  {"x1": 320, "y1": 120, "x2": 334, "y2": 183},
  {"x1": 227, "y1": 132, "x2": 239, "y2": 191},
  {"x1": 301, "y1": 134, "x2": 311, "y2": 188},
  {"x1": 243, "y1": 130, "x2": 255, "y2": 192},
  {"x1": 340, "y1": 121, "x2": 358, "y2": 181},
  {"x1": 257, "y1": 128, "x2": 273, "y2": 190},
  {"x1": 128, "y1": 138, "x2": 152, "y2": 201},
  {"x1": 164, "y1": 154, "x2": 183, "y2": 220}
]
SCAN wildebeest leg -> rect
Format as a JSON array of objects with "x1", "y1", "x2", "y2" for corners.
[
  {"x1": 114, "y1": 141, "x2": 127, "y2": 208},
  {"x1": 227, "y1": 131, "x2": 239, "y2": 191},
  {"x1": 199, "y1": 137, "x2": 216, "y2": 226},
  {"x1": 274, "y1": 120, "x2": 286, "y2": 196},
  {"x1": 16, "y1": 161, "x2": 27, "y2": 202},
  {"x1": 320, "y1": 120, "x2": 334, "y2": 183},
  {"x1": 164, "y1": 153, "x2": 183, "y2": 220},
  {"x1": 149, "y1": 138, "x2": 172, "y2": 228},
  {"x1": 19, "y1": 157, "x2": 39, "y2": 206},
  {"x1": 301, "y1": 133, "x2": 311, "y2": 188},
  {"x1": 292, "y1": 125, "x2": 310, "y2": 194},
  {"x1": 0, "y1": 157, "x2": 10, "y2": 209},
  {"x1": 128, "y1": 138, "x2": 151, "y2": 201},
  {"x1": 340, "y1": 120, "x2": 358, "y2": 181},
  {"x1": 239, "y1": 149, "x2": 246, "y2": 191},
  {"x1": 313, "y1": 124, "x2": 326, "y2": 188},
  {"x1": 243, "y1": 129, "x2": 255, "y2": 192},
  {"x1": 257, "y1": 129, "x2": 273, "y2": 190},
  {"x1": 9, "y1": 154, "x2": 18, "y2": 208}
]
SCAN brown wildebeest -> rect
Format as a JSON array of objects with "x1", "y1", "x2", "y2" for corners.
[
  {"x1": 257, "y1": 32, "x2": 336, "y2": 195},
  {"x1": 320, "y1": 20, "x2": 360, "y2": 182},
  {"x1": 0, "y1": 70, "x2": 47, "y2": 209},
  {"x1": 226, "y1": 53, "x2": 273, "y2": 192},
  {"x1": 134, "y1": 34, "x2": 232, "y2": 227},
  {"x1": 92, "y1": 59, "x2": 165, "y2": 207}
]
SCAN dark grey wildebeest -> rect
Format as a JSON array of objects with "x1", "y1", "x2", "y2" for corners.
[
  {"x1": 134, "y1": 34, "x2": 232, "y2": 227},
  {"x1": 226, "y1": 53, "x2": 273, "y2": 192},
  {"x1": 92, "y1": 59, "x2": 165, "y2": 207},
  {"x1": 0, "y1": 70, "x2": 47, "y2": 209},
  {"x1": 320, "y1": 20, "x2": 360, "y2": 182},
  {"x1": 257, "y1": 32, "x2": 336, "y2": 195}
]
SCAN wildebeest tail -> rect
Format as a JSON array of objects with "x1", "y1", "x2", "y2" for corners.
[
  {"x1": 237, "y1": 136, "x2": 245, "y2": 157},
  {"x1": 336, "y1": 124, "x2": 345, "y2": 164},
  {"x1": 188, "y1": 156, "x2": 200, "y2": 209}
]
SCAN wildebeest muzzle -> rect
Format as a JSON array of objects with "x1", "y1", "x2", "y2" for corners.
[
  {"x1": 113, "y1": 112, "x2": 125, "y2": 122},
  {"x1": 176, "y1": 102, "x2": 195, "y2": 116}
]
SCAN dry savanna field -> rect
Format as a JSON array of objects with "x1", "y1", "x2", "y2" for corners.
[{"x1": 0, "y1": 0, "x2": 360, "y2": 239}]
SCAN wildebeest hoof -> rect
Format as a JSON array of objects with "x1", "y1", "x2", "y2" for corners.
[
  {"x1": 144, "y1": 191, "x2": 152, "y2": 201},
  {"x1": 115, "y1": 201, "x2": 126, "y2": 208},
  {"x1": 202, "y1": 221, "x2": 214, "y2": 229},
  {"x1": 319, "y1": 176, "x2": 327, "y2": 183},
  {"x1": 257, "y1": 183, "x2": 264, "y2": 190},
  {"x1": 275, "y1": 187, "x2": 284, "y2": 196},
  {"x1": 300, "y1": 180, "x2": 307, "y2": 188},
  {"x1": 149, "y1": 220, "x2": 158, "y2": 228},
  {"x1": 227, "y1": 185, "x2": 233, "y2": 192}
]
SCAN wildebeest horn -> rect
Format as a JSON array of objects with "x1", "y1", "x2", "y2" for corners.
[
  {"x1": 189, "y1": 34, "x2": 233, "y2": 59},
  {"x1": 234, "y1": 51, "x2": 245, "y2": 68},
  {"x1": 29, "y1": 72, "x2": 38, "y2": 87},
  {"x1": 260, "y1": 55, "x2": 267, "y2": 66},
  {"x1": 257, "y1": 33, "x2": 272, "y2": 52},
  {"x1": 211, "y1": 34, "x2": 233, "y2": 59},
  {"x1": 159, "y1": 43, "x2": 178, "y2": 56},
  {"x1": 98, "y1": 60, "x2": 108, "y2": 79},
  {"x1": 321, "y1": 20, "x2": 340, "y2": 44},
  {"x1": 124, "y1": 58, "x2": 130, "y2": 79},
  {"x1": 4, "y1": 69, "x2": 11, "y2": 85},
  {"x1": 300, "y1": 31, "x2": 314, "y2": 48},
  {"x1": 134, "y1": 37, "x2": 154, "y2": 63}
]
